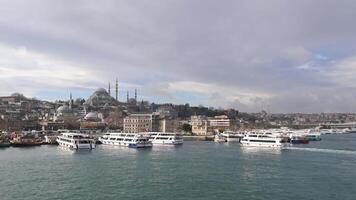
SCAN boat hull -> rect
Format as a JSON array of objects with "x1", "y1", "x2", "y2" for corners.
[
  {"x1": 10, "y1": 143, "x2": 42, "y2": 147},
  {"x1": 57, "y1": 140, "x2": 96, "y2": 150},
  {"x1": 100, "y1": 139, "x2": 152, "y2": 148},
  {"x1": 151, "y1": 140, "x2": 183, "y2": 145},
  {"x1": 306, "y1": 136, "x2": 322, "y2": 141},
  {"x1": 240, "y1": 142, "x2": 286, "y2": 148},
  {"x1": 0, "y1": 143, "x2": 11, "y2": 148},
  {"x1": 291, "y1": 140, "x2": 309, "y2": 144}
]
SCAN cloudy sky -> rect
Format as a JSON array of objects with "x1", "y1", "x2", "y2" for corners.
[{"x1": 1, "y1": 0, "x2": 356, "y2": 113}]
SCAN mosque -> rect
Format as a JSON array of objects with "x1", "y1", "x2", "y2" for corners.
[{"x1": 42, "y1": 78, "x2": 144, "y2": 131}]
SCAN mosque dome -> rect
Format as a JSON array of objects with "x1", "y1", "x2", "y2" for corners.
[
  {"x1": 86, "y1": 88, "x2": 117, "y2": 107},
  {"x1": 84, "y1": 112, "x2": 99, "y2": 121},
  {"x1": 94, "y1": 88, "x2": 108, "y2": 94},
  {"x1": 57, "y1": 105, "x2": 71, "y2": 113}
]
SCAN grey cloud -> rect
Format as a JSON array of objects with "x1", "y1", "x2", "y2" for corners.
[{"x1": 1, "y1": 0, "x2": 356, "y2": 112}]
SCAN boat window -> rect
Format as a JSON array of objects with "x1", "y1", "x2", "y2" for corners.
[{"x1": 249, "y1": 140, "x2": 276, "y2": 143}]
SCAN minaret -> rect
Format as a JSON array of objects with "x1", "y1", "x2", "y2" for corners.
[
  {"x1": 108, "y1": 82, "x2": 111, "y2": 96},
  {"x1": 134, "y1": 88, "x2": 137, "y2": 102},
  {"x1": 69, "y1": 92, "x2": 73, "y2": 110},
  {"x1": 115, "y1": 78, "x2": 118, "y2": 101},
  {"x1": 127, "y1": 91, "x2": 129, "y2": 103}
]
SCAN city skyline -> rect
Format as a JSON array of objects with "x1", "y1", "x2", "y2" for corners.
[{"x1": 1, "y1": 0, "x2": 356, "y2": 112}]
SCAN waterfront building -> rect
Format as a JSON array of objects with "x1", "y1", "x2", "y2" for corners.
[
  {"x1": 158, "y1": 117, "x2": 180, "y2": 132},
  {"x1": 123, "y1": 113, "x2": 152, "y2": 133},
  {"x1": 151, "y1": 112, "x2": 180, "y2": 132},
  {"x1": 208, "y1": 115, "x2": 233, "y2": 133},
  {"x1": 191, "y1": 115, "x2": 208, "y2": 135}
]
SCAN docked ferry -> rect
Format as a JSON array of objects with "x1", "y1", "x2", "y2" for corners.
[
  {"x1": 221, "y1": 132, "x2": 243, "y2": 142},
  {"x1": 56, "y1": 133, "x2": 96, "y2": 150},
  {"x1": 149, "y1": 132, "x2": 183, "y2": 145},
  {"x1": 240, "y1": 134, "x2": 288, "y2": 148},
  {"x1": 99, "y1": 133, "x2": 152, "y2": 148}
]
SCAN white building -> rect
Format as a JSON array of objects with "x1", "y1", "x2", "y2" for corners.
[
  {"x1": 123, "y1": 114, "x2": 152, "y2": 133},
  {"x1": 190, "y1": 115, "x2": 208, "y2": 135}
]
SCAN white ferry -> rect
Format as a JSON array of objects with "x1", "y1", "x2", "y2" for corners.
[
  {"x1": 56, "y1": 133, "x2": 96, "y2": 150},
  {"x1": 221, "y1": 132, "x2": 243, "y2": 142},
  {"x1": 149, "y1": 132, "x2": 183, "y2": 145},
  {"x1": 240, "y1": 134, "x2": 287, "y2": 148},
  {"x1": 99, "y1": 133, "x2": 152, "y2": 148}
]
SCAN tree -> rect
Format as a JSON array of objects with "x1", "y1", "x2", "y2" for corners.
[{"x1": 182, "y1": 123, "x2": 192, "y2": 134}]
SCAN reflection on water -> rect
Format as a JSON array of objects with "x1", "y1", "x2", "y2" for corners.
[
  {"x1": 99, "y1": 144, "x2": 146, "y2": 153},
  {"x1": 285, "y1": 146, "x2": 356, "y2": 155},
  {"x1": 151, "y1": 144, "x2": 183, "y2": 152},
  {"x1": 240, "y1": 146, "x2": 283, "y2": 155},
  {"x1": 57, "y1": 146, "x2": 93, "y2": 155}
]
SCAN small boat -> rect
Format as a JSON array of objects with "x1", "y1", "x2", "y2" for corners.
[
  {"x1": 214, "y1": 134, "x2": 226, "y2": 143},
  {"x1": 290, "y1": 136, "x2": 309, "y2": 144}
]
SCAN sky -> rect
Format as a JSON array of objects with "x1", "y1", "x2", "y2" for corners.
[{"x1": 1, "y1": 0, "x2": 356, "y2": 113}]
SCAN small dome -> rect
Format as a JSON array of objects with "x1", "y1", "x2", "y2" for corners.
[
  {"x1": 84, "y1": 112, "x2": 99, "y2": 120},
  {"x1": 57, "y1": 105, "x2": 70, "y2": 113}
]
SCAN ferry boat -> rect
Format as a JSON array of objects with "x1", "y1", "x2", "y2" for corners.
[
  {"x1": 99, "y1": 133, "x2": 152, "y2": 148},
  {"x1": 240, "y1": 134, "x2": 287, "y2": 148},
  {"x1": 221, "y1": 132, "x2": 243, "y2": 142},
  {"x1": 149, "y1": 132, "x2": 183, "y2": 145},
  {"x1": 56, "y1": 133, "x2": 96, "y2": 150}
]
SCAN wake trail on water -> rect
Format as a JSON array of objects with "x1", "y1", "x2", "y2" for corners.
[{"x1": 285, "y1": 147, "x2": 356, "y2": 155}]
